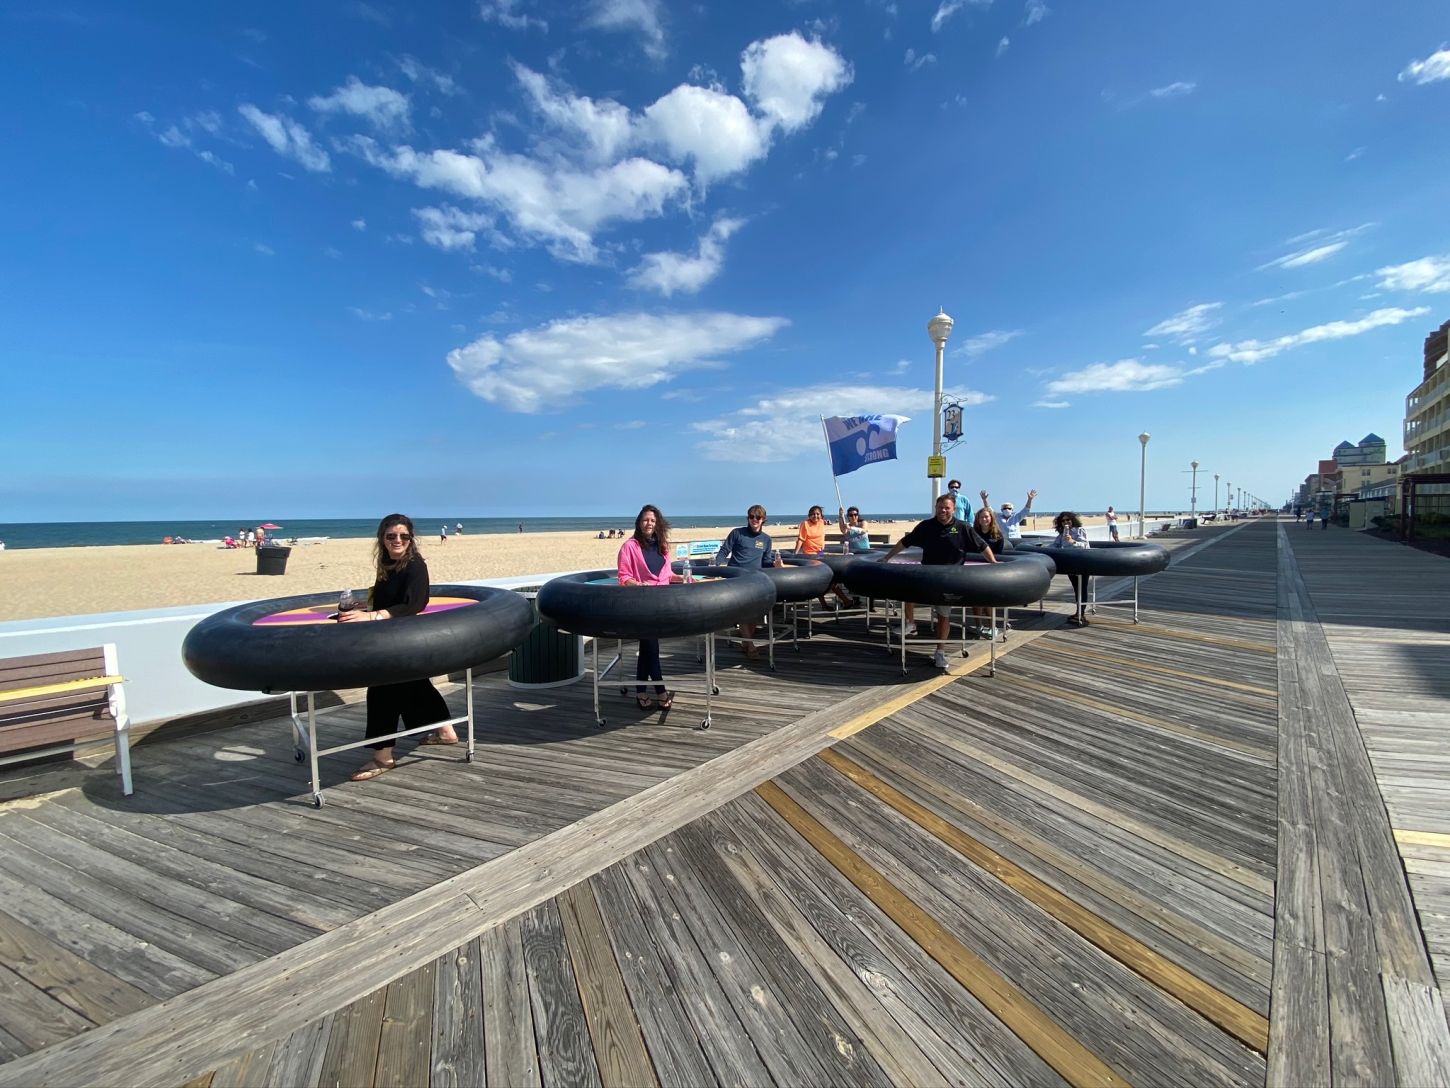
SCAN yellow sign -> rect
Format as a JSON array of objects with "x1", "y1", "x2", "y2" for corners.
[{"x1": 926, "y1": 455, "x2": 946, "y2": 478}]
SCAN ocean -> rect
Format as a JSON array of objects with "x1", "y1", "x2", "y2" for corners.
[{"x1": 0, "y1": 510, "x2": 1150, "y2": 550}]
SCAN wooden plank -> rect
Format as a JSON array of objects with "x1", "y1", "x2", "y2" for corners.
[
  {"x1": 520, "y1": 899, "x2": 602, "y2": 1088},
  {"x1": 210, "y1": 1040, "x2": 277, "y2": 1088},
  {"x1": 431, "y1": 940, "x2": 486, "y2": 1088},
  {"x1": 817, "y1": 747, "x2": 1271, "y2": 1053},
  {"x1": 263, "y1": 1017, "x2": 333, "y2": 1088},
  {"x1": 754, "y1": 780, "x2": 1129, "y2": 1088},
  {"x1": 0, "y1": 963, "x2": 94, "y2": 1053},
  {"x1": 315, "y1": 987, "x2": 386, "y2": 1088},
  {"x1": 0, "y1": 908, "x2": 151, "y2": 1027},
  {"x1": 0, "y1": 675, "x2": 123, "y2": 704},
  {"x1": 376, "y1": 960, "x2": 434, "y2": 1088},
  {"x1": 482, "y1": 916, "x2": 541, "y2": 1088},
  {"x1": 556, "y1": 881, "x2": 659, "y2": 1088}
]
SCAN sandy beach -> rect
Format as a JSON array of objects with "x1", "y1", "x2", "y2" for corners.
[{"x1": 1, "y1": 513, "x2": 1122, "y2": 622}]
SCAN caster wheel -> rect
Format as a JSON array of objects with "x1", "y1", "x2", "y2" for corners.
[
  {"x1": 465, "y1": 752, "x2": 474, "y2": 763},
  {"x1": 961, "y1": 650, "x2": 969, "y2": 657},
  {"x1": 294, "y1": 750, "x2": 305, "y2": 762},
  {"x1": 596, "y1": 718, "x2": 607, "y2": 729},
  {"x1": 698, "y1": 718, "x2": 712, "y2": 731},
  {"x1": 712, "y1": 686, "x2": 720, "y2": 695},
  {"x1": 312, "y1": 795, "x2": 324, "y2": 809},
  {"x1": 619, "y1": 688, "x2": 628, "y2": 697}
]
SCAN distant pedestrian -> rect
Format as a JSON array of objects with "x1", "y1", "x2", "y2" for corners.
[
  {"x1": 440, "y1": 524, "x2": 448, "y2": 543},
  {"x1": 1106, "y1": 506, "x2": 1120, "y2": 541},
  {"x1": 1305, "y1": 511, "x2": 1315, "y2": 527},
  {"x1": 1321, "y1": 510, "x2": 1330, "y2": 530},
  {"x1": 455, "y1": 522, "x2": 463, "y2": 536},
  {"x1": 518, "y1": 522, "x2": 524, "y2": 533}
]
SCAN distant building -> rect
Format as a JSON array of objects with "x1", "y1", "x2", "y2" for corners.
[{"x1": 1398, "y1": 318, "x2": 1450, "y2": 541}]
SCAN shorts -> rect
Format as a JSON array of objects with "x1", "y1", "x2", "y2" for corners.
[{"x1": 932, "y1": 604, "x2": 954, "y2": 620}]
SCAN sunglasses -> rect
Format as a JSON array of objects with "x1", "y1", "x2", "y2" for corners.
[{"x1": 384, "y1": 532, "x2": 412, "y2": 542}]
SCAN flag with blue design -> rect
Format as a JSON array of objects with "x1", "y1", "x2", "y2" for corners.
[{"x1": 824, "y1": 414, "x2": 910, "y2": 476}]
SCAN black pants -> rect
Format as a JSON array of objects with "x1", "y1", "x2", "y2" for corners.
[
  {"x1": 636, "y1": 639, "x2": 665, "y2": 694},
  {"x1": 1321, "y1": 517, "x2": 1329, "y2": 530},
  {"x1": 1068, "y1": 574, "x2": 1092, "y2": 613},
  {"x1": 365, "y1": 678, "x2": 450, "y2": 749}
]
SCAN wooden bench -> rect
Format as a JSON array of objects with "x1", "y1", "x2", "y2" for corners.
[{"x1": 0, "y1": 646, "x2": 132, "y2": 795}]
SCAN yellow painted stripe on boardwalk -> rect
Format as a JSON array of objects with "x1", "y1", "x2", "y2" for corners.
[
  {"x1": 1087, "y1": 619, "x2": 1275, "y2": 654},
  {"x1": 1003, "y1": 674, "x2": 1275, "y2": 761},
  {"x1": 0, "y1": 675, "x2": 124, "y2": 703},
  {"x1": 1394, "y1": 830, "x2": 1450, "y2": 850},
  {"x1": 1034, "y1": 642, "x2": 1277, "y2": 697},
  {"x1": 818, "y1": 748, "x2": 1272, "y2": 1055},
  {"x1": 756, "y1": 780, "x2": 1131, "y2": 1088}
]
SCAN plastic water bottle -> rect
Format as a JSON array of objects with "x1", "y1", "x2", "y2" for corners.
[{"x1": 683, "y1": 561, "x2": 694, "y2": 583}]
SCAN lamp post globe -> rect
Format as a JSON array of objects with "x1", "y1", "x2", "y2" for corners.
[
  {"x1": 1137, "y1": 432, "x2": 1150, "y2": 539},
  {"x1": 927, "y1": 309, "x2": 954, "y2": 508}
]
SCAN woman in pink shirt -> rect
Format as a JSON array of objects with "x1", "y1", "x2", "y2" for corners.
[{"x1": 617, "y1": 504, "x2": 687, "y2": 709}]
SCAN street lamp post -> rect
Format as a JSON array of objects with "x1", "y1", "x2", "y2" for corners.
[
  {"x1": 1138, "y1": 432, "x2": 1150, "y2": 538},
  {"x1": 927, "y1": 309, "x2": 954, "y2": 509},
  {"x1": 1190, "y1": 460, "x2": 1199, "y2": 520},
  {"x1": 1214, "y1": 473, "x2": 1220, "y2": 518},
  {"x1": 1226, "y1": 481, "x2": 1231, "y2": 516}
]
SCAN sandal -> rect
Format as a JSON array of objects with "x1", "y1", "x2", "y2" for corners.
[
  {"x1": 658, "y1": 691, "x2": 674, "y2": 710},
  {"x1": 350, "y1": 757, "x2": 396, "y2": 782},
  {"x1": 635, "y1": 694, "x2": 653, "y2": 709},
  {"x1": 420, "y1": 730, "x2": 458, "y2": 745}
]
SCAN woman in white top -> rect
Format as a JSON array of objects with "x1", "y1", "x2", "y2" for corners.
[{"x1": 1053, "y1": 510, "x2": 1092, "y2": 626}]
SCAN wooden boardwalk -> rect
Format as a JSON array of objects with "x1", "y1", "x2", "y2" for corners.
[{"x1": 1, "y1": 519, "x2": 1448, "y2": 1085}]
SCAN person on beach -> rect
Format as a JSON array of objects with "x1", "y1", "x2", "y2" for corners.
[
  {"x1": 981, "y1": 488, "x2": 1037, "y2": 542},
  {"x1": 1053, "y1": 511, "x2": 1093, "y2": 626},
  {"x1": 793, "y1": 505, "x2": 828, "y2": 556},
  {"x1": 881, "y1": 493, "x2": 998, "y2": 670},
  {"x1": 455, "y1": 522, "x2": 463, "y2": 536},
  {"x1": 440, "y1": 524, "x2": 448, "y2": 544},
  {"x1": 1106, "y1": 506, "x2": 1120, "y2": 541},
  {"x1": 715, "y1": 504, "x2": 783, "y2": 658},
  {"x1": 341, "y1": 514, "x2": 457, "y2": 781},
  {"x1": 617, "y1": 504, "x2": 687, "y2": 710},
  {"x1": 838, "y1": 505, "x2": 873, "y2": 554},
  {"x1": 947, "y1": 479, "x2": 971, "y2": 523},
  {"x1": 255, "y1": 527, "x2": 267, "y2": 548}
]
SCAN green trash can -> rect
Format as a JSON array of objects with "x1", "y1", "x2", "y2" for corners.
[
  {"x1": 255, "y1": 545, "x2": 291, "y2": 575},
  {"x1": 508, "y1": 593, "x2": 583, "y2": 688}
]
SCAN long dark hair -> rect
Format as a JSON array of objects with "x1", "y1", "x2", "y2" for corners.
[
  {"x1": 1053, "y1": 510, "x2": 1083, "y2": 533},
  {"x1": 633, "y1": 504, "x2": 670, "y2": 556},
  {"x1": 373, "y1": 513, "x2": 420, "y2": 581}
]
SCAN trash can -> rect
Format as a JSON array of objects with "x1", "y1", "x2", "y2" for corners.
[
  {"x1": 255, "y1": 545, "x2": 291, "y2": 575},
  {"x1": 508, "y1": 593, "x2": 583, "y2": 688}
]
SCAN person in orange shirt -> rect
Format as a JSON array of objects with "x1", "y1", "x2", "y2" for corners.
[{"x1": 793, "y1": 505, "x2": 828, "y2": 555}]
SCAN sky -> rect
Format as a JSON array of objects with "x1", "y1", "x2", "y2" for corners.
[{"x1": 3, "y1": 0, "x2": 1449, "y2": 521}]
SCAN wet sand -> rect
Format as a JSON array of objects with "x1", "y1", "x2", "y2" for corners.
[{"x1": 1, "y1": 513, "x2": 1121, "y2": 622}]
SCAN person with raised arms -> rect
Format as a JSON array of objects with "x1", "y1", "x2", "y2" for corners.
[
  {"x1": 981, "y1": 488, "x2": 1037, "y2": 542},
  {"x1": 880, "y1": 493, "x2": 998, "y2": 670}
]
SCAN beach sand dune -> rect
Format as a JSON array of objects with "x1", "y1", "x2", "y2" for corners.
[{"x1": 1, "y1": 514, "x2": 1113, "y2": 622}]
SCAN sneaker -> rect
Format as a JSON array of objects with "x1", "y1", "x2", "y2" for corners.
[
  {"x1": 981, "y1": 626, "x2": 999, "y2": 640},
  {"x1": 933, "y1": 649, "x2": 948, "y2": 669}
]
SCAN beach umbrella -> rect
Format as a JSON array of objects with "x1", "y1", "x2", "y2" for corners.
[{"x1": 260, "y1": 522, "x2": 282, "y2": 530}]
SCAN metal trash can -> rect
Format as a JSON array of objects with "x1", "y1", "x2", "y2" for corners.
[
  {"x1": 255, "y1": 545, "x2": 291, "y2": 575},
  {"x1": 508, "y1": 593, "x2": 583, "y2": 687}
]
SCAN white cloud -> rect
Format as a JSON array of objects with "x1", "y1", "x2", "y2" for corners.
[
  {"x1": 238, "y1": 105, "x2": 331, "y2": 172},
  {"x1": 397, "y1": 55, "x2": 458, "y2": 95},
  {"x1": 350, "y1": 307, "x2": 392, "y2": 321},
  {"x1": 741, "y1": 33, "x2": 852, "y2": 133},
  {"x1": 931, "y1": 0, "x2": 964, "y2": 32},
  {"x1": 904, "y1": 48, "x2": 937, "y2": 71},
  {"x1": 1376, "y1": 255, "x2": 1450, "y2": 294},
  {"x1": 479, "y1": 0, "x2": 546, "y2": 31},
  {"x1": 414, "y1": 206, "x2": 495, "y2": 251},
  {"x1": 353, "y1": 137, "x2": 686, "y2": 261},
  {"x1": 641, "y1": 84, "x2": 770, "y2": 182},
  {"x1": 1024, "y1": 0, "x2": 1049, "y2": 25},
  {"x1": 135, "y1": 111, "x2": 234, "y2": 173},
  {"x1": 617, "y1": 419, "x2": 648, "y2": 429},
  {"x1": 1143, "y1": 302, "x2": 1221, "y2": 342},
  {"x1": 1149, "y1": 81, "x2": 1196, "y2": 99},
  {"x1": 1207, "y1": 306, "x2": 1431, "y2": 365},
  {"x1": 1399, "y1": 46, "x2": 1450, "y2": 85},
  {"x1": 588, "y1": 0, "x2": 665, "y2": 58},
  {"x1": 629, "y1": 216, "x2": 744, "y2": 295},
  {"x1": 996, "y1": 36, "x2": 1010, "y2": 56},
  {"x1": 308, "y1": 77, "x2": 410, "y2": 131},
  {"x1": 513, "y1": 64, "x2": 635, "y2": 163},
  {"x1": 694, "y1": 382, "x2": 989, "y2": 463},
  {"x1": 1264, "y1": 241, "x2": 1346, "y2": 270},
  {"x1": 254, "y1": 243, "x2": 275, "y2": 256},
  {"x1": 352, "y1": 218, "x2": 367, "y2": 231},
  {"x1": 959, "y1": 329, "x2": 1023, "y2": 357},
  {"x1": 447, "y1": 311, "x2": 787, "y2": 412},
  {"x1": 1046, "y1": 359, "x2": 1189, "y2": 394},
  {"x1": 1033, "y1": 400, "x2": 1070, "y2": 409},
  {"x1": 1259, "y1": 223, "x2": 1373, "y2": 271}
]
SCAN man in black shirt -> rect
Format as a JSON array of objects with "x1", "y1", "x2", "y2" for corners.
[{"x1": 879, "y1": 493, "x2": 998, "y2": 668}]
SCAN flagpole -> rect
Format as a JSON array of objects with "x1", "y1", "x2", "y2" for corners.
[{"x1": 820, "y1": 415, "x2": 845, "y2": 513}]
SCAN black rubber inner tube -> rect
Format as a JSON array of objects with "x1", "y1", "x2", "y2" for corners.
[
  {"x1": 841, "y1": 552, "x2": 1053, "y2": 607},
  {"x1": 537, "y1": 567, "x2": 775, "y2": 640},
  {"x1": 786, "y1": 552, "x2": 860, "y2": 577},
  {"x1": 182, "y1": 585, "x2": 536, "y2": 693},
  {"x1": 1012, "y1": 539, "x2": 1170, "y2": 577},
  {"x1": 765, "y1": 557, "x2": 836, "y2": 601}
]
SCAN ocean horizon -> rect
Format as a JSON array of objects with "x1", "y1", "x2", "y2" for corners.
[{"x1": 0, "y1": 510, "x2": 1183, "y2": 550}]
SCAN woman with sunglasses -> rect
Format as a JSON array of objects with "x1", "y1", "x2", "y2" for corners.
[{"x1": 339, "y1": 513, "x2": 457, "y2": 780}]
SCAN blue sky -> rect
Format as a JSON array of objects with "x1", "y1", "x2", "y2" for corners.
[{"x1": 3, "y1": 0, "x2": 1449, "y2": 521}]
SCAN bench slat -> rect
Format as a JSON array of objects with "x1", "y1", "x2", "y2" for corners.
[{"x1": 0, "y1": 676, "x2": 125, "y2": 706}]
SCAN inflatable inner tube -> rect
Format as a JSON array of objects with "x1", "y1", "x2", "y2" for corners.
[
  {"x1": 786, "y1": 552, "x2": 859, "y2": 578},
  {"x1": 537, "y1": 567, "x2": 775, "y2": 641},
  {"x1": 766, "y1": 557, "x2": 835, "y2": 601},
  {"x1": 182, "y1": 585, "x2": 536, "y2": 693},
  {"x1": 1012, "y1": 539, "x2": 1170, "y2": 578},
  {"x1": 842, "y1": 553, "x2": 1052, "y2": 607}
]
